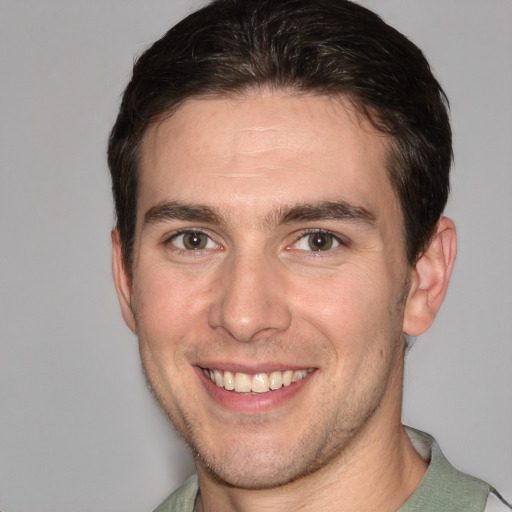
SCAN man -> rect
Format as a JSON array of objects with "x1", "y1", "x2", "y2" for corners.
[{"x1": 108, "y1": 1, "x2": 511, "y2": 510}]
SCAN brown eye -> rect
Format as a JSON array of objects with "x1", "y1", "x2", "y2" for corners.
[
  {"x1": 172, "y1": 231, "x2": 212, "y2": 250},
  {"x1": 292, "y1": 231, "x2": 341, "y2": 252},
  {"x1": 307, "y1": 232, "x2": 334, "y2": 251},
  {"x1": 182, "y1": 232, "x2": 208, "y2": 249}
]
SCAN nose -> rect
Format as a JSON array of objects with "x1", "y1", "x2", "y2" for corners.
[{"x1": 208, "y1": 251, "x2": 292, "y2": 342}]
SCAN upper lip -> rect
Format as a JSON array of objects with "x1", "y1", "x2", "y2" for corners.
[{"x1": 196, "y1": 362, "x2": 316, "y2": 374}]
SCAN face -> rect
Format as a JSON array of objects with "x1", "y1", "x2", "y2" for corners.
[{"x1": 114, "y1": 90, "x2": 414, "y2": 489}]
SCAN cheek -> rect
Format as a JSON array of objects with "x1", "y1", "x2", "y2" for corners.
[
  {"x1": 293, "y1": 266, "x2": 390, "y2": 334},
  {"x1": 289, "y1": 261, "x2": 405, "y2": 375},
  {"x1": 132, "y1": 268, "x2": 216, "y2": 410},
  {"x1": 132, "y1": 266, "x2": 214, "y2": 349}
]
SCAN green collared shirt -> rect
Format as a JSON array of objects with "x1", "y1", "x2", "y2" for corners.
[{"x1": 153, "y1": 428, "x2": 509, "y2": 512}]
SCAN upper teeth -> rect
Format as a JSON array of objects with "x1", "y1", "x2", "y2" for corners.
[{"x1": 203, "y1": 368, "x2": 312, "y2": 394}]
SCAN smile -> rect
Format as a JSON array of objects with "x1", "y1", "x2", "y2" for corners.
[{"x1": 201, "y1": 368, "x2": 313, "y2": 394}]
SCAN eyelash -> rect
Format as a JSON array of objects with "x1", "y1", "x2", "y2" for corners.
[
  {"x1": 290, "y1": 229, "x2": 346, "y2": 253},
  {"x1": 164, "y1": 228, "x2": 346, "y2": 255},
  {"x1": 164, "y1": 229, "x2": 221, "y2": 255}
]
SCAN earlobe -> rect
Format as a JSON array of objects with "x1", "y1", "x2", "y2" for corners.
[
  {"x1": 111, "y1": 229, "x2": 137, "y2": 333},
  {"x1": 403, "y1": 217, "x2": 457, "y2": 336}
]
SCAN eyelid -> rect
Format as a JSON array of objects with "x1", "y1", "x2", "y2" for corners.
[
  {"x1": 288, "y1": 228, "x2": 347, "y2": 252},
  {"x1": 164, "y1": 228, "x2": 222, "y2": 252},
  {"x1": 162, "y1": 227, "x2": 347, "y2": 253}
]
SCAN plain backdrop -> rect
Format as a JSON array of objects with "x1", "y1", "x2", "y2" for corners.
[{"x1": 0, "y1": 1, "x2": 511, "y2": 511}]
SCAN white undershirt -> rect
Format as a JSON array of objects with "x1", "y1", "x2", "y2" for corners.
[{"x1": 485, "y1": 492, "x2": 512, "y2": 512}]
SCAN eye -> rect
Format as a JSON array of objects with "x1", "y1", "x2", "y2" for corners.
[
  {"x1": 294, "y1": 231, "x2": 341, "y2": 252},
  {"x1": 169, "y1": 231, "x2": 217, "y2": 251}
]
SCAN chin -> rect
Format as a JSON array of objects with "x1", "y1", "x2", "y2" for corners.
[
  {"x1": 191, "y1": 427, "x2": 346, "y2": 491},
  {"x1": 197, "y1": 454, "x2": 312, "y2": 490}
]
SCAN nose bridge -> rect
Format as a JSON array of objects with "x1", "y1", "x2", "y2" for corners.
[{"x1": 208, "y1": 247, "x2": 291, "y2": 342}]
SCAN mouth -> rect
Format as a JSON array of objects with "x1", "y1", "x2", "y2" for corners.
[{"x1": 200, "y1": 367, "x2": 313, "y2": 394}]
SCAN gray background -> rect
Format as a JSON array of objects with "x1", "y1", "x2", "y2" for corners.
[{"x1": 0, "y1": 1, "x2": 510, "y2": 511}]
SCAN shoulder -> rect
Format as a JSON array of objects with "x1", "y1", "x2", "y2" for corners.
[
  {"x1": 153, "y1": 474, "x2": 199, "y2": 512},
  {"x1": 401, "y1": 427, "x2": 511, "y2": 512}
]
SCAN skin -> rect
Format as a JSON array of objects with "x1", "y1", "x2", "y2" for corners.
[{"x1": 112, "y1": 89, "x2": 456, "y2": 512}]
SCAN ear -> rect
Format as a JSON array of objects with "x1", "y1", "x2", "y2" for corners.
[
  {"x1": 403, "y1": 217, "x2": 457, "y2": 336},
  {"x1": 111, "y1": 229, "x2": 137, "y2": 333}
]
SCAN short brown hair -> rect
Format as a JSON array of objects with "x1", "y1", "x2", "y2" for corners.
[{"x1": 108, "y1": 0, "x2": 451, "y2": 275}]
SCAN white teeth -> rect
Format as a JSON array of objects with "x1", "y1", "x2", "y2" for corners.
[
  {"x1": 282, "y1": 370, "x2": 293, "y2": 387},
  {"x1": 269, "y1": 371, "x2": 282, "y2": 390},
  {"x1": 223, "y1": 370, "x2": 235, "y2": 390},
  {"x1": 214, "y1": 370, "x2": 223, "y2": 387},
  {"x1": 234, "y1": 372, "x2": 252, "y2": 392},
  {"x1": 292, "y1": 370, "x2": 308, "y2": 383},
  {"x1": 204, "y1": 368, "x2": 311, "y2": 393},
  {"x1": 251, "y1": 373, "x2": 269, "y2": 393}
]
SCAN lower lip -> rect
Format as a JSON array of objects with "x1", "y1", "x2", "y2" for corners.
[{"x1": 195, "y1": 367, "x2": 315, "y2": 413}]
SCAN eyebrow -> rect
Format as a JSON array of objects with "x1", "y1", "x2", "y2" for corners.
[
  {"x1": 144, "y1": 201, "x2": 225, "y2": 227},
  {"x1": 142, "y1": 199, "x2": 376, "y2": 230},
  {"x1": 278, "y1": 201, "x2": 376, "y2": 226}
]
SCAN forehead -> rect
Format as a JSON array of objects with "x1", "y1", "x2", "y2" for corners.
[{"x1": 137, "y1": 89, "x2": 399, "y2": 228}]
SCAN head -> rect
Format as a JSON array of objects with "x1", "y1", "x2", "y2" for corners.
[
  {"x1": 108, "y1": 0, "x2": 452, "y2": 277},
  {"x1": 108, "y1": 0, "x2": 456, "y2": 494}
]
